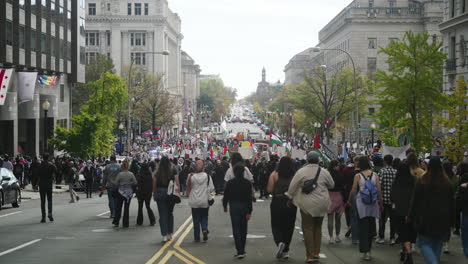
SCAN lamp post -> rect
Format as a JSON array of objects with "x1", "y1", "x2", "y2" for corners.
[
  {"x1": 42, "y1": 99, "x2": 50, "y2": 154},
  {"x1": 127, "y1": 50, "x2": 170, "y2": 153},
  {"x1": 370, "y1": 122, "x2": 376, "y2": 151},
  {"x1": 312, "y1": 47, "x2": 360, "y2": 145}
]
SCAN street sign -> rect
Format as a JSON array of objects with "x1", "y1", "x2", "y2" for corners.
[{"x1": 360, "y1": 128, "x2": 370, "y2": 132}]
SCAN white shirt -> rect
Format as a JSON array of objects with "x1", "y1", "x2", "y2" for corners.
[{"x1": 224, "y1": 166, "x2": 254, "y2": 182}]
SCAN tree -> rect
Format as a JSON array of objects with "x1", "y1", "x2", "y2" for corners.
[
  {"x1": 198, "y1": 78, "x2": 237, "y2": 121},
  {"x1": 72, "y1": 55, "x2": 115, "y2": 115},
  {"x1": 50, "y1": 73, "x2": 128, "y2": 158},
  {"x1": 439, "y1": 77, "x2": 468, "y2": 163},
  {"x1": 375, "y1": 31, "x2": 446, "y2": 152}
]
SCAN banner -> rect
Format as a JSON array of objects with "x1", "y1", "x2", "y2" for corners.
[
  {"x1": 0, "y1": 69, "x2": 14, "y2": 105},
  {"x1": 18, "y1": 72, "x2": 38, "y2": 103},
  {"x1": 38, "y1": 75, "x2": 58, "y2": 86},
  {"x1": 382, "y1": 145, "x2": 411, "y2": 160},
  {"x1": 238, "y1": 147, "x2": 254, "y2": 160}
]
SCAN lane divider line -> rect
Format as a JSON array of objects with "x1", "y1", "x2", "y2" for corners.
[
  {"x1": 96, "y1": 211, "x2": 110, "y2": 217},
  {"x1": 145, "y1": 216, "x2": 192, "y2": 264},
  {"x1": 0, "y1": 239, "x2": 42, "y2": 257},
  {"x1": 0, "y1": 211, "x2": 23, "y2": 218},
  {"x1": 174, "y1": 223, "x2": 206, "y2": 264},
  {"x1": 172, "y1": 250, "x2": 194, "y2": 264}
]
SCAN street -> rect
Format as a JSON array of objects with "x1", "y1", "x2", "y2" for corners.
[{"x1": 1, "y1": 192, "x2": 466, "y2": 264}]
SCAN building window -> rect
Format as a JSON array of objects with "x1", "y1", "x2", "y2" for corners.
[
  {"x1": 85, "y1": 32, "x2": 100, "y2": 46},
  {"x1": 79, "y1": 17, "x2": 85, "y2": 36},
  {"x1": 80, "y1": 0, "x2": 85, "y2": 8},
  {"x1": 368, "y1": 107, "x2": 375, "y2": 114},
  {"x1": 107, "y1": 52, "x2": 111, "y2": 59},
  {"x1": 50, "y1": 37, "x2": 56, "y2": 56},
  {"x1": 67, "y1": 42, "x2": 72, "y2": 60},
  {"x1": 106, "y1": 31, "x2": 111, "y2": 46},
  {"x1": 68, "y1": 11, "x2": 72, "y2": 29},
  {"x1": 367, "y1": 57, "x2": 377, "y2": 73},
  {"x1": 19, "y1": 26, "x2": 25, "y2": 49},
  {"x1": 42, "y1": 0, "x2": 47, "y2": 16},
  {"x1": 388, "y1": 0, "x2": 396, "y2": 7},
  {"x1": 107, "y1": 3, "x2": 111, "y2": 11},
  {"x1": 31, "y1": 0, "x2": 36, "y2": 14},
  {"x1": 368, "y1": 38, "x2": 377, "y2": 49},
  {"x1": 88, "y1": 3, "x2": 96, "y2": 15},
  {"x1": 389, "y1": 37, "x2": 399, "y2": 44},
  {"x1": 135, "y1": 3, "x2": 142, "y2": 15},
  {"x1": 130, "y1": 33, "x2": 146, "y2": 46},
  {"x1": 6, "y1": 21, "x2": 13, "y2": 46},
  {"x1": 463, "y1": 0, "x2": 466, "y2": 14},
  {"x1": 31, "y1": 30, "x2": 37, "y2": 52},
  {"x1": 85, "y1": 52, "x2": 98, "y2": 64},
  {"x1": 128, "y1": 3, "x2": 132, "y2": 15},
  {"x1": 369, "y1": 0, "x2": 374, "y2": 8},
  {"x1": 80, "y1": 46, "x2": 85, "y2": 64},
  {"x1": 144, "y1": 3, "x2": 149, "y2": 15},
  {"x1": 451, "y1": 0, "x2": 455, "y2": 17},
  {"x1": 41, "y1": 33, "x2": 47, "y2": 54},
  {"x1": 19, "y1": 0, "x2": 25, "y2": 8},
  {"x1": 60, "y1": 84, "x2": 65, "y2": 102},
  {"x1": 51, "y1": 0, "x2": 55, "y2": 13},
  {"x1": 131, "y1": 52, "x2": 146, "y2": 65}
]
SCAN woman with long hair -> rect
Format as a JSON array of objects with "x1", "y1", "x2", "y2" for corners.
[
  {"x1": 408, "y1": 157, "x2": 454, "y2": 264},
  {"x1": 266, "y1": 156, "x2": 297, "y2": 259},
  {"x1": 154, "y1": 156, "x2": 180, "y2": 242},
  {"x1": 442, "y1": 160, "x2": 458, "y2": 253},
  {"x1": 327, "y1": 160, "x2": 345, "y2": 244},
  {"x1": 113, "y1": 159, "x2": 137, "y2": 228},
  {"x1": 406, "y1": 152, "x2": 425, "y2": 179},
  {"x1": 391, "y1": 163, "x2": 417, "y2": 264},
  {"x1": 136, "y1": 162, "x2": 156, "y2": 226},
  {"x1": 457, "y1": 162, "x2": 468, "y2": 257}
]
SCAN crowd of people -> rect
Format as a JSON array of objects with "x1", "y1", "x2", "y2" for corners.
[{"x1": 2, "y1": 146, "x2": 468, "y2": 264}]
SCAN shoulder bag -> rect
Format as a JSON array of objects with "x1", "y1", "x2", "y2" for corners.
[{"x1": 302, "y1": 167, "x2": 321, "y2": 194}]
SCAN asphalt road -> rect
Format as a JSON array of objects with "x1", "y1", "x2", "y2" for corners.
[{"x1": 0, "y1": 192, "x2": 466, "y2": 264}]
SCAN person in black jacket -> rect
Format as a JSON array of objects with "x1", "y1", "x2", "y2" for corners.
[
  {"x1": 136, "y1": 163, "x2": 156, "y2": 226},
  {"x1": 223, "y1": 163, "x2": 253, "y2": 259},
  {"x1": 408, "y1": 156, "x2": 454, "y2": 264},
  {"x1": 81, "y1": 160, "x2": 96, "y2": 198},
  {"x1": 391, "y1": 163, "x2": 416, "y2": 264},
  {"x1": 457, "y1": 162, "x2": 468, "y2": 257},
  {"x1": 38, "y1": 154, "x2": 56, "y2": 223}
]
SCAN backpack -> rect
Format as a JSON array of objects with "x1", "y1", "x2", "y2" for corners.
[
  {"x1": 359, "y1": 173, "x2": 378, "y2": 205},
  {"x1": 14, "y1": 164, "x2": 23, "y2": 175}
]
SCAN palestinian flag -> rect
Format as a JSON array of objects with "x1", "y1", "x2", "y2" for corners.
[
  {"x1": 270, "y1": 132, "x2": 283, "y2": 146},
  {"x1": 283, "y1": 142, "x2": 292, "y2": 156}
]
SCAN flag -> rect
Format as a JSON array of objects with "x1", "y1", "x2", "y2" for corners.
[
  {"x1": 200, "y1": 140, "x2": 207, "y2": 148},
  {"x1": 283, "y1": 142, "x2": 292, "y2": 156},
  {"x1": 18, "y1": 72, "x2": 37, "y2": 103},
  {"x1": 270, "y1": 132, "x2": 283, "y2": 146},
  {"x1": 313, "y1": 133, "x2": 321, "y2": 150},
  {"x1": 250, "y1": 140, "x2": 253, "y2": 147},
  {"x1": 0, "y1": 68, "x2": 14, "y2": 105},
  {"x1": 223, "y1": 145, "x2": 228, "y2": 155},
  {"x1": 210, "y1": 148, "x2": 214, "y2": 159},
  {"x1": 340, "y1": 144, "x2": 348, "y2": 163},
  {"x1": 38, "y1": 75, "x2": 58, "y2": 86}
]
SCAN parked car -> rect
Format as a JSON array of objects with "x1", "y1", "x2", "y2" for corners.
[{"x1": 0, "y1": 168, "x2": 21, "y2": 210}]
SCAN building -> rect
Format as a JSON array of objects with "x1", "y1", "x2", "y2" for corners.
[
  {"x1": 181, "y1": 50, "x2": 201, "y2": 131},
  {"x1": 84, "y1": 0, "x2": 184, "y2": 130},
  {"x1": 284, "y1": 0, "x2": 444, "y2": 142},
  {"x1": 255, "y1": 68, "x2": 282, "y2": 106},
  {"x1": 440, "y1": 0, "x2": 468, "y2": 93},
  {"x1": 0, "y1": 0, "x2": 86, "y2": 156}
]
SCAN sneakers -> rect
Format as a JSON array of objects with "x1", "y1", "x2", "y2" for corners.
[
  {"x1": 352, "y1": 240, "x2": 358, "y2": 245},
  {"x1": 48, "y1": 216, "x2": 54, "y2": 222},
  {"x1": 400, "y1": 251, "x2": 405, "y2": 262},
  {"x1": 376, "y1": 238, "x2": 385, "y2": 244},
  {"x1": 443, "y1": 243, "x2": 450, "y2": 254},
  {"x1": 235, "y1": 253, "x2": 246, "y2": 259},
  {"x1": 335, "y1": 236, "x2": 342, "y2": 243},
  {"x1": 345, "y1": 229, "x2": 351, "y2": 238},
  {"x1": 390, "y1": 239, "x2": 396, "y2": 245},
  {"x1": 306, "y1": 258, "x2": 318, "y2": 263},
  {"x1": 162, "y1": 235, "x2": 168, "y2": 242},
  {"x1": 329, "y1": 237, "x2": 335, "y2": 244},
  {"x1": 40, "y1": 218, "x2": 46, "y2": 223},
  {"x1": 282, "y1": 253, "x2": 289, "y2": 260},
  {"x1": 202, "y1": 230, "x2": 209, "y2": 242},
  {"x1": 168, "y1": 234, "x2": 173, "y2": 241},
  {"x1": 454, "y1": 229, "x2": 461, "y2": 236},
  {"x1": 362, "y1": 252, "x2": 371, "y2": 261},
  {"x1": 403, "y1": 253, "x2": 413, "y2": 264},
  {"x1": 276, "y1": 242, "x2": 285, "y2": 259}
]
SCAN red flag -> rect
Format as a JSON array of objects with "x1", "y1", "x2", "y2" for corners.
[
  {"x1": 223, "y1": 145, "x2": 228, "y2": 155},
  {"x1": 313, "y1": 133, "x2": 321, "y2": 150},
  {"x1": 250, "y1": 140, "x2": 253, "y2": 147},
  {"x1": 210, "y1": 148, "x2": 214, "y2": 158}
]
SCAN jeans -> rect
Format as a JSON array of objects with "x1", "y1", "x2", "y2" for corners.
[
  {"x1": 40, "y1": 190, "x2": 53, "y2": 218},
  {"x1": 137, "y1": 195, "x2": 156, "y2": 225},
  {"x1": 379, "y1": 204, "x2": 396, "y2": 239},
  {"x1": 271, "y1": 196, "x2": 297, "y2": 252},
  {"x1": 69, "y1": 183, "x2": 78, "y2": 202},
  {"x1": 85, "y1": 180, "x2": 93, "y2": 198},
  {"x1": 301, "y1": 211, "x2": 324, "y2": 259},
  {"x1": 113, "y1": 192, "x2": 132, "y2": 227},
  {"x1": 462, "y1": 213, "x2": 468, "y2": 257},
  {"x1": 350, "y1": 196, "x2": 360, "y2": 241},
  {"x1": 359, "y1": 216, "x2": 376, "y2": 253},
  {"x1": 156, "y1": 188, "x2": 175, "y2": 236},
  {"x1": 192, "y1": 208, "x2": 209, "y2": 241},
  {"x1": 417, "y1": 233, "x2": 447, "y2": 264},
  {"x1": 107, "y1": 188, "x2": 117, "y2": 217},
  {"x1": 229, "y1": 201, "x2": 249, "y2": 255}
]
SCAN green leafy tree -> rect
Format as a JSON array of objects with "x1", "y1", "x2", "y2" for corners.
[
  {"x1": 439, "y1": 77, "x2": 468, "y2": 163},
  {"x1": 375, "y1": 31, "x2": 446, "y2": 152},
  {"x1": 50, "y1": 73, "x2": 128, "y2": 158},
  {"x1": 198, "y1": 78, "x2": 237, "y2": 121}
]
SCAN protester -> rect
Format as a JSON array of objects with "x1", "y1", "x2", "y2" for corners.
[
  {"x1": 37, "y1": 154, "x2": 56, "y2": 223},
  {"x1": 377, "y1": 154, "x2": 397, "y2": 245},
  {"x1": 223, "y1": 163, "x2": 253, "y2": 259},
  {"x1": 342, "y1": 155, "x2": 355, "y2": 238},
  {"x1": 224, "y1": 152, "x2": 254, "y2": 182},
  {"x1": 81, "y1": 160, "x2": 96, "y2": 198},
  {"x1": 136, "y1": 163, "x2": 156, "y2": 226},
  {"x1": 287, "y1": 152, "x2": 334, "y2": 263},
  {"x1": 186, "y1": 160, "x2": 215, "y2": 242},
  {"x1": 391, "y1": 163, "x2": 416, "y2": 264},
  {"x1": 102, "y1": 156, "x2": 121, "y2": 218},
  {"x1": 213, "y1": 159, "x2": 225, "y2": 194},
  {"x1": 407, "y1": 152, "x2": 425, "y2": 179},
  {"x1": 66, "y1": 161, "x2": 80, "y2": 203},
  {"x1": 113, "y1": 159, "x2": 137, "y2": 228},
  {"x1": 327, "y1": 160, "x2": 345, "y2": 244},
  {"x1": 13, "y1": 157, "x2": 24, "y2": 188},
  {"x1": 457, "y1": 162, "x2": 468, "y2": 257},
  {"x1": 347, "y1": 156, "x2": 383, "y2": 261},
  {"x1": 408, "y1": 156, "x2": 454, "y2": 264},
  {"x1": 442, "y1": 160, "x2": 458, "y2": 254},
  {"x1": 154, "y1": 156, "x2": 180, "y2": 242},
  {"x1": 266, "y1": 156, "x2": 297, "y2": 259}
]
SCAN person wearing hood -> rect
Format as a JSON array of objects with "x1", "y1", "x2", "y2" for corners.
[
  {"x1": 81, "y1": 160, "x2": 96, "y2": 198},
  {"x1": 186, "y1": 160, "x2": 215, "y2": 242}
]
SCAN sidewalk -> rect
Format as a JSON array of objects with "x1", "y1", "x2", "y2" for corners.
[{"x1": 21, "y1": 184, "x2": 69, "y2": 200}]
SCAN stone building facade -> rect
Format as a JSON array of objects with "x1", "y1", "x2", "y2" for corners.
[
  {"x1": 181, "y1": 50, "x2": 201, "y2": 130},
  {"x1": 0, "y1": 0, "x2": 86, "y2": 156}
]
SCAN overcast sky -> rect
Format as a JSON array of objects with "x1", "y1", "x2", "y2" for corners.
[{"x1": 170, "y1": 0, "x2": 352, "y2": 98}]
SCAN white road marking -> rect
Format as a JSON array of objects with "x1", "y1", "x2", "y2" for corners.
[
  {"x1": 256, "y1": 199, "x2": 264, "y2": 202},
  {"x1": 92, "y1": 228, "x2": 116, "y2": 233},
  {"x1": 229, "y1": 234, "x2": 267, "y2": 239},
  {"x1": 0, "y1": 211, "x2": 23, "y2": 218},
  {"x1": 96, "y1": 211, "x2": 110, "y2": 217},
  {"x1": 0, "y1": 239, "x2": 42, "y2": 257}
]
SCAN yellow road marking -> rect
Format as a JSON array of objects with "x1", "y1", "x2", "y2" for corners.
[
  {"x1": 157, "y1": 250, "x2": 174, "y2": 264},
  {"x1": 145, "y1": 216, "x2": 192, "y2": 264},
  {"x1": 173, "y1": 250, "x2": 195, "y2": 264},
  {"x1": 174, "y1": 223, "x2": 206, "y2": 264}
]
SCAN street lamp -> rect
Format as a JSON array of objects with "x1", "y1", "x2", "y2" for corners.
[
  {"x1": 370, "y1": 122, "x2": 376, "y2": 150},
  {"x1": 42, "y1": 99, "x2": 50, "y2": 154},
  {"x1": 312, "y1": 46, "x2": 360, "y2": 145}
]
